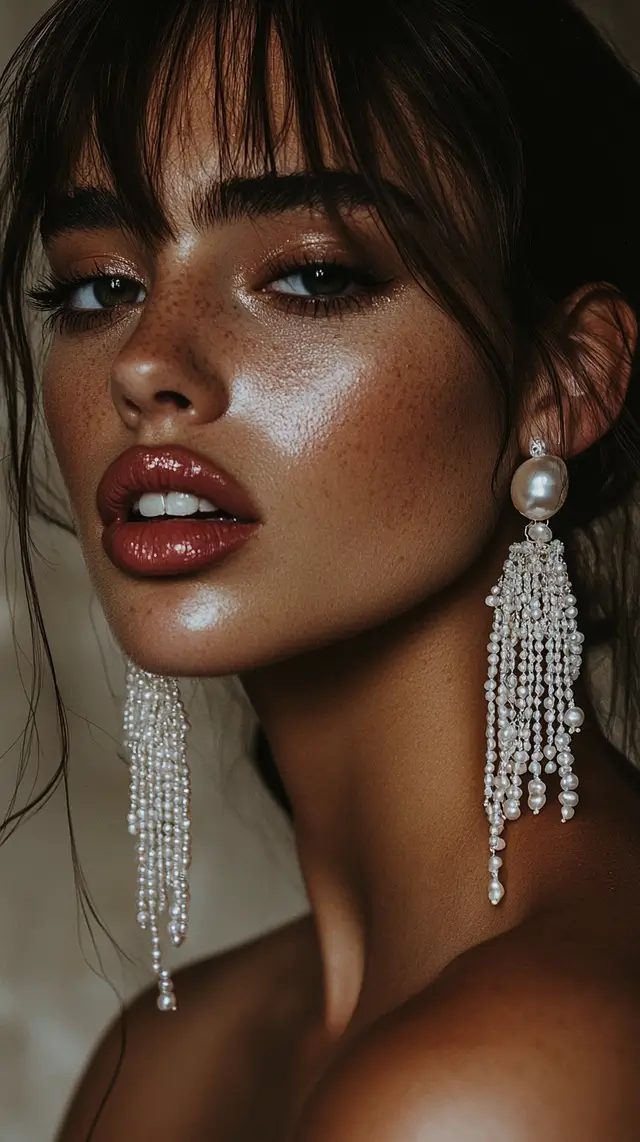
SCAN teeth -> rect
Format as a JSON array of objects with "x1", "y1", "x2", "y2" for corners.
[
  {"x1": 165, "y1": 492, "x2": 200, "y2": 517},
  {"x1": 134, "y1": 492, "x2": 221, "y2": 519},
  {"x1": 138, "y1": 493, "x2": 166, "y2": 518}
]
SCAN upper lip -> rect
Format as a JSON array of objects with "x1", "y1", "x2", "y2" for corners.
[{"x1": 97, "y1": 444, "x2": 261, "y2": 526}]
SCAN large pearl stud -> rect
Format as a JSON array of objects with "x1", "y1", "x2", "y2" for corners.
[{"x1": 510, "y1": 455, "x2": 568, "y2": 521}]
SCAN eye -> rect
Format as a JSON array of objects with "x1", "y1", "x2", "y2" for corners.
[
  {"x1": 266, "y1": 262, "x2": 373, "y2": 299},
  {"x1": 70, "y1": 276, "x2": 147, "y2": 311}
]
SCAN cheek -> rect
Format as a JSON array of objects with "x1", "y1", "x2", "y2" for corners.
[
  {"x1": 43, "y1": 346, "x2": 110, "y2": 508},
  {"x1": 251, "y1": 308, "x2": 505, "y2": 595}
]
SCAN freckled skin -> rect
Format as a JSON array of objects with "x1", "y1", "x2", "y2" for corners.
[{"x1": 43, "y1": 157, "x2": 508, "y2": 678}]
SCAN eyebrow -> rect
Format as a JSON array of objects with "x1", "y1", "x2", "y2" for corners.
[{"x1": 40, "y1": 170, "x2": 412, "y2": 244}]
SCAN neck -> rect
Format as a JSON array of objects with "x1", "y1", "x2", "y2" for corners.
[{"x1": 239, "y1": 510, "x2": 597, "y2": 1042}]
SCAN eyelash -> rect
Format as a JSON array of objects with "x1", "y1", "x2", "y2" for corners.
[{"x1": 27, "y1": 253, "x2": 390, "y2": 335}]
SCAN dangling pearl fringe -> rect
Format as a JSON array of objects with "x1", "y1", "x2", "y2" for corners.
[
  {"x1": 484, "y1": 443, "x2": 584, "y2": 906},
  {"x1": 123, "y1": 663, "x2": 192, "y2": 1011}
]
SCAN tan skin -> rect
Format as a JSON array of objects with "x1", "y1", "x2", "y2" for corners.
[{"x1": 43, "y1": 59, "x2": 640, "y2": 1142}]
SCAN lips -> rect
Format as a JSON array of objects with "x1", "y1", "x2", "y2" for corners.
[{"x1": 96, "y1": 445, "x2": 261, "y2": 577}]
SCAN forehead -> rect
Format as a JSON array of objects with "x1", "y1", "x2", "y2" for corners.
[{"x1": 49, "y1": 32, "x2": 424, "y2": 249}]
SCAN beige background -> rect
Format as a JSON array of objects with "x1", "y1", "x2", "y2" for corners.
[{"x1": 1, "y1": 2, "x2": 639, "y2": 1139}]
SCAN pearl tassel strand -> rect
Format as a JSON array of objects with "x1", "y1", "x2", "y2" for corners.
[
  {"x1": 123, "y1": 663, "x2": 192, "y2": 1011},
  {"x1": 483, "y1": 439, "x2": 584, "y2": 906}
]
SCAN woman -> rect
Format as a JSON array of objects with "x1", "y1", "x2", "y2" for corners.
[{"x1": 2, "y1": 0, "x2": 640, "y2": 1137}]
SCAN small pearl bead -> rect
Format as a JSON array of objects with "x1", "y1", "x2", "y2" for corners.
[
  {"x1": 157, "y1": 992, "x2": 176, "y2": 1012},
  {"x1": 559, "y1": 790, "x2": 579, "y2": 808},
  {"x1": 564, "y1": 706, "x2": 585, "y2": 728},
  {"x1": 488, "y1": 879, "x2": 505, "y2": 905},
  {"x1": 560, "y1": 773, "x2": 579, "y2": 790},
  {"x1": 504, "y1": 800, "x2": 521, "y2": 820},
  {"x1": 543, "y1": 745, "x2": 556, "y2": 760},
  {"x1": 527, "y1": 522, "x2": 552, "y2": 543},
  {"x1": 561, "y1": 806, "x2": 575, "y2": 821},
  {"x1": 544, "y1": 761, "x2": 557, "y2": 774},
  {"x1": 488, "y1": 855, "x2": 503, "y2": 873}
]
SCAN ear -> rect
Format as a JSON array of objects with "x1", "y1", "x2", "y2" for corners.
[{"x1": 517, "y1": 283, "x2": 637, "y2": 458}]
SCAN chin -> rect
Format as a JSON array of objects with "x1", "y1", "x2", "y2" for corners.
[{"x1": 96, "y1": 576, "x2": 299, "y2": 680}]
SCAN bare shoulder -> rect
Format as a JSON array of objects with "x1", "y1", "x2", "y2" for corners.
[
  {"x1": 294, "y1": 913, "x2": 640, "y2": 1142},
  {"x1": 57, "y1": 912, "x2": 322, "y2": 1142}
]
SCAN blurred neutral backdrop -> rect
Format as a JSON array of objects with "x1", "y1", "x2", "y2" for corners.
[{"x1": 1, "y1": 2, "x2": 639, "y2": 1140}]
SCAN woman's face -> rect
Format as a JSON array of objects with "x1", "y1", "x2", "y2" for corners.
[{"x1": 41, "y1": 69, "x2": 510, "y2": 678}]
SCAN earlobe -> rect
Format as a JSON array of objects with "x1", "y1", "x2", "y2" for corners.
[{"x1": 517, "y1": 283, "x2": 638, "y2": 460}]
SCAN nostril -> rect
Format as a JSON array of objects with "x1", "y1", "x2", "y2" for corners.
[{"x1": 155, "y1": 391, "x2": 192, "y2": 410}]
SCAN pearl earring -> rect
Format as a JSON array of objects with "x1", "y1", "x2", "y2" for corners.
[
  {"x1": 123, "y1": 663, "x2": 192, "y2": 1010},
  {"x1": 484, "y1": 438, "x2": 584, "y2": 905}
]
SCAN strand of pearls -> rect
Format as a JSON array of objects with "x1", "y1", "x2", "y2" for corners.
[
  {"x1": 483, "y1": 439, "x2": 584, "y2": 905},
  {"x1": 123, "y1": 663, "x2": 191, "y2": 1011}
]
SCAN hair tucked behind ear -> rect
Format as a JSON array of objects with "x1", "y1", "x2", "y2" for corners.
[{"x1": 2, "y1": 0, "x2": 640, "y2": 836}]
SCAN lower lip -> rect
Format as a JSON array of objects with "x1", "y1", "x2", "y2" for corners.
[{"x1": 103, "y1": 518, "x2": 260, "y2": 576}]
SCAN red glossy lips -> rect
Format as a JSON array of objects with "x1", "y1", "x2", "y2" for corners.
[{"x1": 96, "y1": 445, "x2": 261, "y2": 577}]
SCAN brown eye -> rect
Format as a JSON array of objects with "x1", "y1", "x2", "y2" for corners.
[
  {"x1": 268, "y1": 262, "x2": 367, "y2": 298},
  {"x1": 70, "y1": 275, "x2": 146, "y2": 311}
]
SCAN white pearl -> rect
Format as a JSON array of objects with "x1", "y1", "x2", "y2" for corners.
[
  {"x1": 493, "y1": 836, "x2": 506, "y2": 850},
  {"x1": 560, "y1": 773, "x2": 579, "y2": 790},
  {"x1": 488, "y1": 855, "x2": 503, "y2": 873},
  {"x1": 555, "y1": 732, "x2": 570, "y2": 749},
  {"x1": 504, "y1": 800, "x2": 521, "y2": 820},
  {"x1": 526, "y1": 521, "x2": 553, "y2": 543},
  {"x1": 157, "y1": 992, "x2": 176, "y2": 1012},
  {"x1": 510, "y1": 455, "x2": 568, "y2": 520},
  {"x1": 543, "y1": 745, "x2": 556, "y2": 760},
  {"x1": 544, "y1": 761, "x2": 557, "y2": 774},
  {"x1": 488, "y1": 879, "x2": 505, "y2": 905},
  {"x1": 564, "y1": 706, "x2": 585, "y2": 728},
  {"x1": 528, "y1": 795, "x2": 546, "y2": 813},
  {"x1": 561, "y1": 806, "x2": 575, "y2": 821},
  {"x1": 559, "y1": 790, "x2": 579, "y2": 807}
]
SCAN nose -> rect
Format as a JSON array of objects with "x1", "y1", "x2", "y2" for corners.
[{"x1": 110, "y1": 317, "x2": 228, "y2": 431}]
